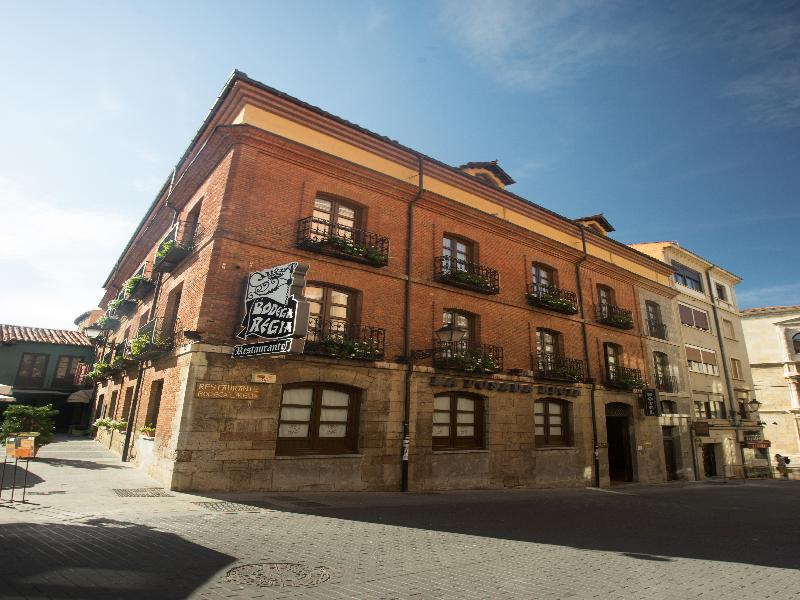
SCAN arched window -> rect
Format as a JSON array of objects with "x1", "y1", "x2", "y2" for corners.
[
  {"x1": 534, "y1": 399, "x2": 571, "y2": 446},
  {"x1": 433, "y1": 392, "x2": 484, "y2": 450},
  {"x1": 277, "y1": 384, "x2": 360, "y2": 455},
  {"x1": 793, "y1": 333, "x2": 800, "y2": 354}
]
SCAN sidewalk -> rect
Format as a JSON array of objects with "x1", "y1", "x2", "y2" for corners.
[{"x1": 2, "y1": 437, "x2": 799, "y2": 599}]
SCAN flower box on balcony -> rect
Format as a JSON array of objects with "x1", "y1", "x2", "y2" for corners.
[
  {"x1": 109, "y1": 298, "x2": 137, "y2": 317},
  {"x1": 97, "y1": 315, "x2": 120, "y2": 331},
  {"x1": 304, "y1": 321, "x2": 385, "y2": 360},
  {"x1": 534, "y1": 354, "x2": 584, "y2": 383},
  {"x1": 434, "y1": 258, "x2": 500, "y2": 295},
  {"x1": 432, "y1": 341, "x2": 503, "y2": 374},
  {"x1": 124, "y1": 276, "x2": 155, "y2": 300},
  {"x1": 128, "y1": 332, "x2": 173, "y2": 361},
  {"x1": 153, "y1": 239, "x2": 190, "y2": 272},
  {"x1": 605, "y1": 367, "x2": 644, "y2": 391},
  {"x1": 527, "y1": 285, "x2": 579, "y2": 315},
  {"x1": 296, "y1": 217, "x2": 389, "y2": 267},
  {"x1": 596, "y1": 305, "x2": 634, "y2": 330}
]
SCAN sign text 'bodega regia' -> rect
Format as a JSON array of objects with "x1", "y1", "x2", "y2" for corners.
[{"x1": 232, "y1": 262, "x2": 310, "y2": 358}]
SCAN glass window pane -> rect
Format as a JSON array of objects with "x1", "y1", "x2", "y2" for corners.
[
  {"x1": 330, "y1": 290, "x2": 349, "y2": 304},
  {"x1": 322, "y1": 389, "x2": 350, "y2": 407},
  {"x1": 550, "y1": 426, "x2": 562, "y2": 436},
  {"x1": 434, "y1": 396, "x2": 451, "y2": 411},
  {"x1": 457, "y1": 397, "x2": 474, "y2": 411},
  {"x1": 305, "y1": 286, "x2": 323, "y2": 300},
  {"x1": 329, "y1": 305, "x2": 348, "y2": 319},
  {"x1": 457, "y1": 412, "x2": 474, "y2": 424},
  {"x1": 319, "y1": 423, "x2": 347, "y2": 437},
  {"x1": 535, "y1": 426, "x2": 545, "y2": 435},
  {"x1": 320, "y1": 408, "x2": 348, "y2": 422},
  {"x1": 550, "y1": 414, "x2": 562, "y2": 425},
  {"x1": 457, "y1": 425, "x2": 474, "y2": 437},
  {"x1": 280, "y1": 407, "x2": 311, "y2": 421},
  {"x1": 338, "y1": 205, "x2": 355, "y2": 220},
  {"x1": 534, "y1": 415, "x2": 545, "y2": 425},
  {"x1": 279, "y1": 423, "x2": 309, "y2": 438},
  {"x1": 433, "y1": 425, "x2": 450, "y2": 437},
  {"x1": 433, "y1": 411, "x2": 450, "y2": 424},
  {"x1": 283, "y1": 388, "x2": 313, "y2": 406},
  {"x1": 549, "y1": 402, "x2": 562, "y2": 414},
  {"x1": 314, "y1": 198, "x2": 332, "y2": 213}
]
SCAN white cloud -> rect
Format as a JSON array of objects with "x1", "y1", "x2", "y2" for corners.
[
  {"x1": 366, "y1": 2, "x2": 388, "y2": 33},
  {"x1": 737, "y1": 282, "x2": 800, "y2": 309},
  {"x1": 0, "y1": 178, "x2": 132, "y2": 329},
  {"x1": 438, "y1": 0, "x2": 640, "y2": 92},
  {"x1": 726, "y1": 61, "x2": 800, "y2": 128}
]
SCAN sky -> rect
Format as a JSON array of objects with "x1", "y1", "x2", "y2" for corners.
[{"x1": 0, "y1": 0, "x2": 798, "y2": 329}]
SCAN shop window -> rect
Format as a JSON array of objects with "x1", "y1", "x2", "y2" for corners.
[
  {"x1": 313, "y1": 195, "x2": 361, "y2": 239},
  {"x1": 534, "y1": 399, "x2": 571, "y2": 446},
  {"x1": 52, "y1": 355, "x2": 83, "y2": 387},
  {"x1": 277, "y1": 384, "x2": 360, "y2": 455},
  {"x1": 15, "y1": 353, "x2": 49, "y2": 388},
  {"x1": 678, "y1": 303, "x2": 710, "y2": 331},
  {"x1": 432, "y1": 392, "x2": 484, "y2": 450}
]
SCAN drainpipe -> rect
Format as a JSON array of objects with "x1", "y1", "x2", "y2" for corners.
[
  {"x1": 704, "y1": 269, "x2": 746, "y2": 476},
  {"x1": 120, "y1": 363, "x2": 145, "y2": 462},
  {"x1": 401, "y1": 155, "x2": 424, "y2": 492},
  {"x1": 575, "y1": 226, "x2": 601, "y2": 487}
]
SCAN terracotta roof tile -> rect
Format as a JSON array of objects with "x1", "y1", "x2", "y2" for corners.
[
  {"x1": 0, "y1": 324, "x2": 91, "y2": 347},
  {"x1": 741, "y1": 306, "x2": 800, "y2": 316}
]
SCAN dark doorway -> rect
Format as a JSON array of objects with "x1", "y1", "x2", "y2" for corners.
[
  {"x1": 702, "y1": 444, "x2": 718, "y2": 477},
  {"x1": 606, "y1": 403, "x2": 633, "y2": 483},
  {"x1": 662, "y1": 426, "x2": 678, "y2": 480}
]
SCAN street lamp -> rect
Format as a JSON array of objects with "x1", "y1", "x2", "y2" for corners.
[{"x1": 748, "y1": 398, "x2": 762, "y2": 412}]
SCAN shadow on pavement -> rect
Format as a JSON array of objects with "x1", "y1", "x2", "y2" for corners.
[
  {"x1": 35, "y1": 457, "x2": 129, "y2": 470},
  {"x1": 230, "y1": 482, "x2": 800, "y2": 571},
  {"x1": 0, "y1": 463, "x2": 44, "y2": 489},
  {"x1": 0, "y1": 518, "x2": 236, "y2": 599}
]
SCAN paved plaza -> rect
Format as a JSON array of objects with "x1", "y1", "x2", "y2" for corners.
[{"x1": 1, "y1": 437, "x2": 798, "y2": 599}]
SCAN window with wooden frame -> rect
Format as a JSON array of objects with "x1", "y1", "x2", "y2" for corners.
[
  {"x1": 534, "y1": 399, "x2": 571, "y2": 446},
  {"x1": 442, "y1": 234, "x2": 475, "y2": 272},
  {"x1": 277, "y1": 384, "x2": 360, "y2": 455},
  {"x1": 531, "y1": 263, "x2": 556, "y2": 291},
  {"x1": 52, "y1": 355, "x2": 83, "y2": 388},
  {"x1": 312, "y1": 195, "x2": 361, "y2": 239},
  {"x1": 730, "y1": 357, "x2": 744, "y2": 380},
  {"x1": 722, "y1": 319, "x2": 736, "y2": 339},
  {"x1": 604, "y1": 342, "x2": 622, "y2": 379},
  {"x1": 672, "y1": 262, "x2": 703, "y2": 292},
  {"x1": 432, "y1": 392, "x2": 484, "y2": 450},
  {"x1": 645, "y1": 301, "x2": 663, "y2": 325},
  {"x1": 15, "y1": 353, "x2": 49, "y2": 388},
  {"x1": 442, "y1": 309, "x2": 475, "y2": 343},
  {"x1": 685, "y1": 346, "x2": 719, "y2": 376},
  {"x1": 678, "y1": 303, "x2": 710, "y2": 331},
  {"x1": 714, "y1": 282, "x2": 728, "y2": 302},
  {"x1": 653, "y1": 351, "x2": 670, "y2": 381},
  {"x1": 145, "y1": 380, "x2": 164, "y2": 430},
  {"x1": 536, "y1": 328, "x2": 561, "y2": 356},
  {"x1": 597, "y1": 285, "x2": 614, "y2": 318},
  {"x1": 660, "y1": 400, "x2": 678, "y2": 414},
  {"x1": 305, "y1": 284, "x2": 355, "y2": 337}
]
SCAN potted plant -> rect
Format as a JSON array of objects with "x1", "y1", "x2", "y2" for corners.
[
  {"x1": 153, "y1": 238, "x2": 189, "y2": 271},
  {"x1": 124, "y1": 275, "x2": 155, "y2": 300},
  {"x1": 129, "y1": 331, "x2": 173, "y2": 360},
  {"x1": 97, "y1": 314, "x2": 120, "y2": 331},
  {"x1": 87, "y1": 362, "x2": 113, "y2": 380},
  {"x1": 138, "y1": 423, "x2": 156, "y2": 438},
  {"x1": 1, "y1": 404, "x2": 59, "y2": 451},
  {"x1": 109, "y1": 297, "x2": 137, "y2": 317}
]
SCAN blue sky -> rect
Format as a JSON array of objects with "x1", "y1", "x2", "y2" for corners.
[{"x1": 0, "y1": 0, "x2": 798, "y2": 329}]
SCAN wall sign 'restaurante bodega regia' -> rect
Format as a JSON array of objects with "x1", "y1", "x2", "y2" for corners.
[{"x1": 232, "y1": 262, "x2": 310, "y2": 358}]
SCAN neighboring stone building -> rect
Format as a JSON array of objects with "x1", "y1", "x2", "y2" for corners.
[
  {"x1": 631, "y1": 242, "x2": 763, "y2": 478},
  {"x1": 741, "y1": 306, "x2": 800, "y2": 465},
  {"x1": 0, "y1": 324, "x2": 94, "y2": 432},
  {"x1": 90, "y1": 71, "x2": 691, "y2": 493}
]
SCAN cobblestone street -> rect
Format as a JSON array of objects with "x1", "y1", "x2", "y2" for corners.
[{"x1": 1, "y1": 438, "x2": 799, "y2": 599}]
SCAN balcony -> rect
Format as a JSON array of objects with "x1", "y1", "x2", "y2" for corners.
[
  {"x1": 533, "y1": 353, "x2": 584, "y2": 383},
  {"x1": 432, "y1": 340, "x2": 503, "y2": 373},
  {"x1": 153, "y1": 221, "x2": 201, "y2": 273},
  {"x1": 124, "y1": 274, "x2": 156, "y2": 301},
  {"x1": 605, "y1": 365, "x2": 644, "y2": 391},
  {"x1": 296, "y1": 216, "x2": 389, "y2": 267},
  {"x1": 527, "y1": 284, "x2": 579, "y2": 315},
  {"x1": 596, "y1": 304, "x2": 634, "y2": 330},
  {"x1": 109, "y1": 298, "x2": 137, "y2": 318},
  {"x1": 127, "y1": 318, "x2": 179, "y2": 361},
  {"x1": 434, "y1": 256, "x2": 500, "y2": 295},
  {"x1": 655, "y1": 372, "x2": 679, "y2": 394},
  {"x1": 304, "y1": 317, "x2": 385, "y2": 360},
  {"x1": 647, "y1": 319, "x2": 668, "y2": 340}
]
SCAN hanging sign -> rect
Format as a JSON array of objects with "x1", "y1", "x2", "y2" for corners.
[
  {"x1": 642, "y1": 388, "x2": 660, "y2": 416},
  {"x1": 232, "y1": 262, "x2": 310, "y2": 358}
]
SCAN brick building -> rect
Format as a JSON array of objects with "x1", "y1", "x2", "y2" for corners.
[{"x1": 92, "y1": 71, "x2": 687, "y2": 492}]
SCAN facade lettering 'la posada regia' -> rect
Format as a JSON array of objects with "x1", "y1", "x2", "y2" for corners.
[{"x1": 85, "y1": 70, "x2": 764, "y2": 492}]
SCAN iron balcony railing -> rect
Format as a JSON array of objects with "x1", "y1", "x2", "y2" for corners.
[
  {"x1": 526, "y1": 283, "x2": 579, "y2": 315},
  {"x1": 304, "y1": 317, "x2": 385, "y2": 360},
  {"x1": 126, "y1": 317, "x2": 180, "y2": 361},
  {"x1": 596, "y1": 304, "x2": 634, "y2": 330},
  {"x1": 434, "y1": 256, "x2": 500, "y2": 294},
  {"x1": 605, "y1": 365, "x2": 644, "y2": 391},
  {"x1": 647, "y1": 319, "x2": 668, "y2": 340},
  {"x1": 533, "y1": 353, "x2": 584, "y2": 383},
  {"x1": 432, "y1": 340, "x2": 503, "y2": 373},
  {"x1": 153, "y1": 221, "x2": 202, "y2": 272},
  {"x1": 296, "y1": 216, "x2": 389, "y2": 267},
  {"x1": 654, "y1": 372, "x2": 679, "y2": 394}
]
